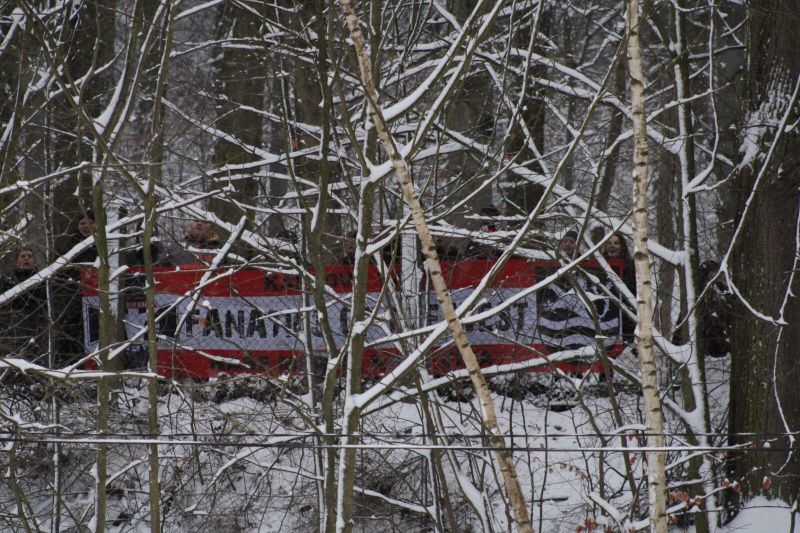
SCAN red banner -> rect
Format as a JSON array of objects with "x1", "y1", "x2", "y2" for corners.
[{"x1": 82, "y1": 259, "x2": 627, "y2": 378}]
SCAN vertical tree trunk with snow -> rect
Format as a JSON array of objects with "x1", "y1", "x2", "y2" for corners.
[
  {"x1": 312, "y1": 4, "x2": 342, "y2": 531},
  {"x1": 729, "y1": 0, "x2": 800, "y2": 505},
  {"x1": 441, "y1": 0, "x2": 496, "y2": 215},
  {"x1": 339, "y1": 2, "x2": 533, "y2": 532},
  {"x1": 142, "y1": 177, "x2": 161, "y2": 533},
  {"x1": 626, "y1": 1, "x2": 668, "y2": 531},
  {"x1": 0, "y1": 7, "x2": 29, "y2": 225},
  {"x1": 505, "y1": 2, "x2": 548, "y2": 214},
  {"x1": 596, "y1": 61, "x2": 626, "y2": 213},
  {"x1": 668, "y1": 2, "x2": 718, "y2": 529}
]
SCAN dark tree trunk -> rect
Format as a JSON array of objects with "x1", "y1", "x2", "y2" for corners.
[
  {"x1": 210, "y1": 2, "x2": 264, "y2": 233},
  {"x1": 503, "y1": 4, "x2": 548, "y2": 215},
  {"x1": 0, "y1": 2, "x2": 26, "y2": 221},
  {"x1": 436, "y1": 0, "x2": 498, "y2": 222},
  {"x1": 50, "y1": 0, "x2": 115, "y2": 236},
  {"x1": 728, "y1": 0, "x2": 800, "y2": 508}
]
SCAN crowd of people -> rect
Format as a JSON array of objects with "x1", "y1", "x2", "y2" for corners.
[
  {"x1": 0, "y1": 212, "x2": 227, "y2": 367},
  {"x1": 0, "y1": 214, "x2": 732, "y2": 367}
]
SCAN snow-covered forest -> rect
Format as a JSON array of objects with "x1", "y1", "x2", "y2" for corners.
[{"x1": 0, "y1": 0, "x2": 798, "y2": 531}]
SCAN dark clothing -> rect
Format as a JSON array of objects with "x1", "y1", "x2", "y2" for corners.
[
  {"x1": 435, "y1": 244, "x2": 460, "y2": 261},
  {"x1": 700, "y1": 286, "x2": 732, "y2": 357},
  {"x1": 50, "y1": 271, "x2": 85, "y2": 366},
  {"x1": 161, "y1": 239, "x2": 222, "y2": 266},
  {"x1": 464, "y1": 241, "x2": 502, "y2": 260},
  {"x1": 337, "y1": 252, "x2": 355, "y2": 265},
  {"x1": 671, "y1": 283, "x2": 732, "y2": 358},
  {"x1": 56, "y1": 232, "x2": 97, "y2": 265},
  {"x1": 124, "y1": 241, "x2": 174, "y2": 267},
  {"x1": 52, "y1": 232, "x2": 96, "y2": 365},
  {"x1": 606, "y1": 257, "x2": 636, "y2": 342},
  {"x1": 0, "y1": 269, "x2": 47, "y2": 357},
  {"x1": 616, "y1": 258, "x2": 636, "y2": 295}
]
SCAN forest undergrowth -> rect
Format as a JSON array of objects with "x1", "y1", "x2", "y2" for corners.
[{"x1": 0, "y1": 349, "x2": 731, "y2": 532}]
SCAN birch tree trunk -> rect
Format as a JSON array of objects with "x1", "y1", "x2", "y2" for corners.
[
  {"x1": 92, "y1": 177, "x2": 111, "y2": 533},
  {"x1": 339, "y1": 2, "x2": 533, "y2": 531},
  {"x1": 625, "y1": 1, "x2": 668, "y2": 531}
]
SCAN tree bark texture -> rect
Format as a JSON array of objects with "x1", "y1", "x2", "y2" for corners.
[
  {"x1": 338, "y1": 1, "x2": 534, "y2": 532},
  {"x1": 210, "y1": 1, "x2": 264, "y2": 235},
  {"x1": 626, "y1": 1, "x2": 669, "y2": 531},
  {"x1": 729, "y1": 1, "x2": 800, "y2": 504},
  {"x1": 51, "y1": 0, "x2": 116, "y2": 234}
]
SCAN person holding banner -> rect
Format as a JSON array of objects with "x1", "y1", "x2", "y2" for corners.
[
  {"x1": 602, "y1": 231, "x2": 636, "y2": 341},
  {"x1": 559, "y1": 230, "x2": 579, "y2": 259},
  {"x1": 602, "y1": 232, "x2": 635, "y2": 292},
  {"x1": 53, "y1": 210, "x2": 98, "y2": 366},
  {"x1": 466, "y1": 205, "x2": 504, "y2": 259},
  {"x1": 56, "y1": 210, "x2": 98, "y2": 265},
  {"x1": 164, "y1": 219, "x2": 222, "y2": 266},
  {"x1": 124, "y1": 225, "x2": 173, "y2": 268}
]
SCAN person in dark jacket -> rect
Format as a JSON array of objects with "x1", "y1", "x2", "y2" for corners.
[
  {"x1": 163, "y1": 219, "x2": 222, "y2": 266},
  {"x1": 0, "y1": 248, "x2": 47, "y2": 357},
  {"x1": 465, "y1": 205, "x2": 503, "y2": 259},
  {"x1": 124, "y1": 228, "x2": 174, "y2": 268},
  {"x1": 602, "y1": 232, "x2": 636, "y2": 341},
  {"x1": 56, "y1": 210, "x2": 98, "y2": 264},
  {"x1": 559, "y1": 230, "x2": 579, "y2": 259},
  {"x1": 53, "y1": 210, "x2": 99, "y2": 366},
  {"x1": 602, "y1": 232, "x2": 636, "y2": 293}
]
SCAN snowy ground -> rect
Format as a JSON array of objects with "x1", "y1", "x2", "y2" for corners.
[
  {"x1": 714, "y1": 498, "x2": 799, "y2": 533},
  {"x1": 0, "y1": 350, "x2": 791, "y2": 532}
]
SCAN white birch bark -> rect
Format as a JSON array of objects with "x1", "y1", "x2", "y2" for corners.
[
  {"x1": 338, "y1": 1, "x2": 533, "y2": 531},
  {"x1": 626, "y1": 1, "x2": 669, "y2": 531}
]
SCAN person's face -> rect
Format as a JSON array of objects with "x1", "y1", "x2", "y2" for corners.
[
  {"x1": 343, "y1": 239, "x2": 356, "y2": 256},
  {"x1": 189, "y1": 220, "x2": 213, "y2": 240},
  {"x1": 78, "y1": 217, "x2": 95, "y2": 238},
  {"x1": 605, "y1": 235, "x2": 623, "y2": 258},
  {"x1": 15, "y1": 250, "x2": 36, "y2": 271},
  {"x1": 560, "y1": 236, "x2": 577, "y2": 257}
]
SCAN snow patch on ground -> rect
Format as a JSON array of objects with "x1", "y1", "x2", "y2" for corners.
[{"x1": 718, "y1": 497, "x2": 799, "y2": 533}]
